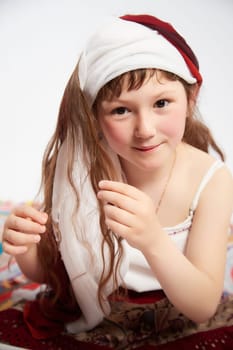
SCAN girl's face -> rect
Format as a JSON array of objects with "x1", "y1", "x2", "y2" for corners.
[{"x1": 97, "y1": 72, "x2": 189, "y2": 173}]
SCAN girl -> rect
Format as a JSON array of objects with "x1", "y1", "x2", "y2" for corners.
[{"x1": 2, "y1": 13, "x2": 233, "y2": 347}]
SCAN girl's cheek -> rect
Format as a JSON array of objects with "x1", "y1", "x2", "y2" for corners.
[
  {"x1": 102, "y1": 122, "x2": 129, "y2": 145},
  {"x1": 160, "y1": 113, "x2": 186, "y2": 141}
]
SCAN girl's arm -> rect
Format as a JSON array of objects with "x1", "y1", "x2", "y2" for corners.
[
  {"x1": 153, "y1": 165, "x2": 232, "y2": 322},
  {"x1": 98, "y1": 166, "x2": 233, "y2": 323},
  {"x1": 2, "y1": 205, "x2": 48, "y2": 283}
]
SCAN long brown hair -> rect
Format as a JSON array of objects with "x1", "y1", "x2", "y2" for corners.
[{"x1": 37, "y1": 66, "x2": 225, "y2": 314}]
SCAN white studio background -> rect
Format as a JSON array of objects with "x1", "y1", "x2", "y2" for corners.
[{"x1": 0, "y1": 0, "x2": 233, "y2": 202}]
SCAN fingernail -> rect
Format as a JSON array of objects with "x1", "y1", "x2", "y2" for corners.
[
  {"x1": 41, "y1": 213, "x2": 48, "y2": 222},
  {"x1": 97, "y1": 192, "x2": 103, "y2": 200},
  {"x1": 39, "y1": 225, "x2": 46, "y2": 233},
  {"x1": 34, "y1": 235, "x2": 41, "y2": 243},
  {"x1": 99, "y1": 180, "x2": 107, "y2": 188}
]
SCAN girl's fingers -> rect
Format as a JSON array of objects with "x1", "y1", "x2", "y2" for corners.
[
  {"x1": 2, "y1": 204, "x2": 47, "y2": 257},
  {"x1": 2, "y1": 240, "x2": 28, "y2": 255},
  {"x1": 98, "y1": 181, "x2": 153, "y2": 216},
  {"x1": 98, "y1": 190, "x2": 136, "y2": 213},
  {"x1": 99, "y1": 180, "x2": 144, "y2": 200},
  {"x1": 3, "y1": 229, "x2": 41, "y2": 246},
  {"x1": 104, "y1": 203, "x2": 135, "y2": 227},
  {"x1": 105, "y1": 218, "x2": 130, "y2": 239},
  {"x1": 5, "y1": 214, "x2": 47, "y2": 234},
  {"x1": 13, "y1": 205, "x2": 48, "y2": 225}
]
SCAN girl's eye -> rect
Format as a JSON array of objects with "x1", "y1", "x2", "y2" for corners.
[
  {"x1": 155, "y1": 99, "x2": 169, "y2": 108},
  {"x1": 111, "y1": 107, "x2": 129, "y2": 115}
]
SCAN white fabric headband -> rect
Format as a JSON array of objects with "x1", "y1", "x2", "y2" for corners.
[{"x1": 78, "y1": 17, "x2": 197, "y2": 105}]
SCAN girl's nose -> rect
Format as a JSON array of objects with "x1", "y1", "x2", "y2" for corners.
[{"x1": 134, "y1": 112, "x2": 156, "y2": 139}]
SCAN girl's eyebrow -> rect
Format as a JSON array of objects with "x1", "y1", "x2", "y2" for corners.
[
  {"x1": 102, "y1": 89, "x2": 177, "y2": 105},
  {"x1": 151, "y1": 89, "x2": 177, "y2": 98}
]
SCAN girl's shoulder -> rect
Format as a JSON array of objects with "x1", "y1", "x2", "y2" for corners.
[
  {"x1": 159, "y1": 144, "x2": 232, "y2": 227},
  {"x1": 180, "y1": 143, "x2": 227, "y2": 175},
  {"x1": 178, "y1": 143, "x2": 232, "y2": 200},
  {"x1": 181, "y1": 143, "x2": 233, "y2": 199}
]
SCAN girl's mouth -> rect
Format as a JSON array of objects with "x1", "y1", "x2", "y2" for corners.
[{"x1": 133, "y1": 143, "x2": 162, "y2": 152}]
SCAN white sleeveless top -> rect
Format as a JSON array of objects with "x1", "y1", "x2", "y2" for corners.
[{"x1": 123, "y1": 160, "x2": 224, "y2": 292}]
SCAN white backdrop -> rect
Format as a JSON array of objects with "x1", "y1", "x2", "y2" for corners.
[{"x1": 0, "y1": 0, "x2": 233, "y2": 201}]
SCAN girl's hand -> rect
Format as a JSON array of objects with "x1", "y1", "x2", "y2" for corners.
[
  {"x1": 2, "y1": 204, "x2": 48, "y2": 256},
  {"x1": 97, "y1": 180, "x2": 161, "y2": 252}
]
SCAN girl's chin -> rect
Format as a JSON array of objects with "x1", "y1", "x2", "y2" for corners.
[{"x1": 122, "y1": 160, "x2": 163, "y2": 173}]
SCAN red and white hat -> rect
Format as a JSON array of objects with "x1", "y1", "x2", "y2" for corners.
[{"x1": 78, "y1": 14, "x2": 202, "y2": 105}]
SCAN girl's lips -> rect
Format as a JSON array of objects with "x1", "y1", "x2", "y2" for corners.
[{"x1": 133, "y1": 143, "x2": 162, "y2": 152}]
